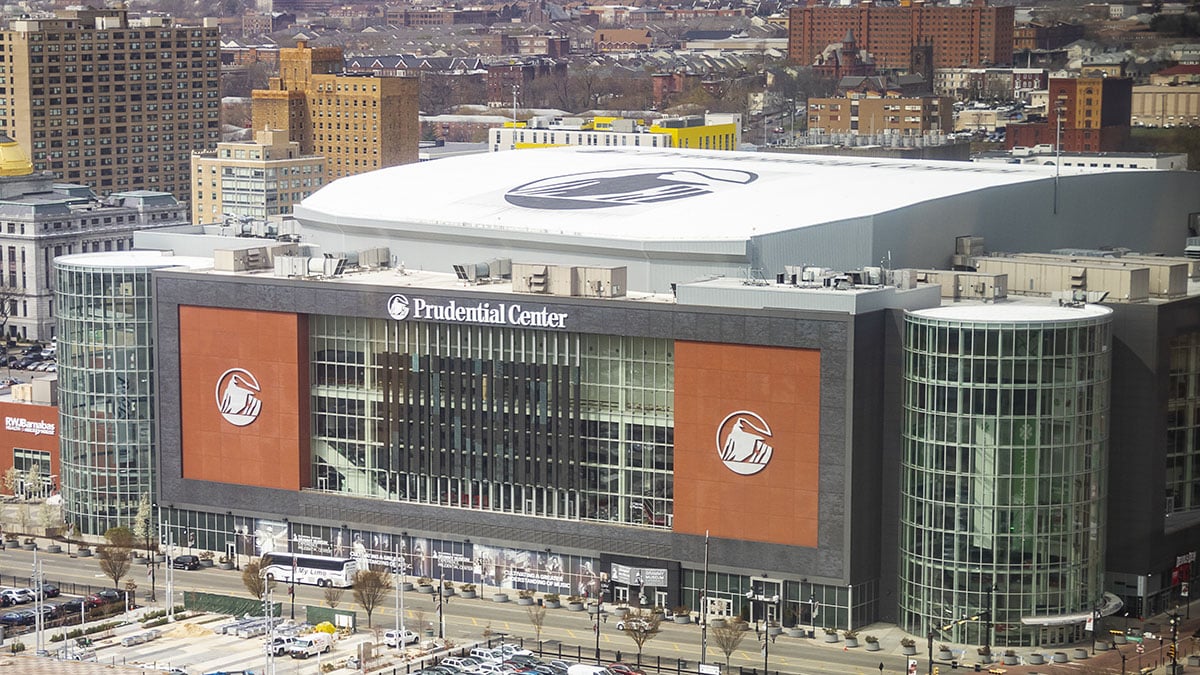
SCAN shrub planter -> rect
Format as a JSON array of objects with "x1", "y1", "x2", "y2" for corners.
[
  {"x1": 708, "y1": 618, "x2": 726, "y2": 629},
  {"x1": 843, "y1": 636, "x2": 858, "y2": 648},
  {"x1": 518, "y1": 597, "x2": 535, "y2": 606},
  {"x1": 902, "y1": 645, "x2": 918, "y2": 656},
  {"x1": 199, "y1": 558, "x2": 213, "y2": 568},
  {"x1": 491, "y1": 593, "x2": 509, "y2": 603},
  {"x1": 401, "y1": 582, "x2": 414, "y2": 592},
  {"x1": 418, "y1": 584, "x2": 435, "y2": 594},
  {"x1": 21, "y1": 542, "x2": 36, "y2": 551},
  {"x1": 1188, "y1": 655, "x2": 1200, "y2": 667},
  {"x1": 938, "y1": 649, "x2": 953, "y2": 661},
  {"x1": 1052, "y1": 652, "x2": 1069, "y2": 663},
  {"x1": 768, "y1": 626, "x2": 783, "y2": 638},
  {"x1": 1072, "y1": 648, "x2": 1088, "y2": 660},
  {"x1": 77, "y1": 548, "x2": 92, "y2": 557},
  {"x1": 1002, "y1": 654, "x2": 1019, "y2": 666},
  {"x1": 787, "y1": 628, "x2": 806, "y2": 638},
  {"x1": 866, "y1": 641, "x2": 880, "y2": 652},
  {"x1": 154, "y1": 554, "x2": 167, "y2": 563},
  {"x1": 823, "y1": 632, "x2": 840, "y2": 644},
  {"x1": 442, "y1": 587, "x2": 456, "y2": 598},
  {"x1": 612, "y1": 607, "x2": 630, "y2": 618},
  {"x1": 1096, "y1": 641, "x2": 1111, "y2": 652},
  {"x1": 218, "y1": 561, "x2": 234, "y2": 570},
  {"x1": 46, "y1": 544, "x2": 62, "y2": 554},
  {"x1": 1027, "y1": 653, "x2": 1045, "y2": 665},
  {"x1": 567, "y1": 602, "x2": 586, "y2": 612},
  {"x1": 1113, "y1": 634, "x2": 1128, "y2": 645},
  {"x1": 544, "y1": 600, "x2": 560, "y2": 609},
  {"x1": 977, "y1": 653, "x2": 992, "y2": 664},
  {"x1": 461, "y1": 590, "x2": 477, "y2": 600},
  {"x1": 674, "y1": 615, "x2": 691, "y2": 625}
]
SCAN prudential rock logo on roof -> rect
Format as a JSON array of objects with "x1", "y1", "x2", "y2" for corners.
[{"x1": 505, "y1": 168, "x2": 757, "y2": 210}]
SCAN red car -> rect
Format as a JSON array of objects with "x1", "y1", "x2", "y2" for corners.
[{"x1": 608, "y1": 664, "x2": 645, "y2": 675}]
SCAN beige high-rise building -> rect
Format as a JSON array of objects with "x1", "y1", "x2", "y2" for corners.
[
  {"x1": 252, "y1": 41, "x2": 418, "y2": 184},
  {"x1": 0, "y1": 8, "x2": 221, "y2": 203},
  {"x1": 190, "y1": 129, "x2": 326, "y2": 225}
]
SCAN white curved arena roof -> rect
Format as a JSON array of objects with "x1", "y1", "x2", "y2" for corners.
[{"x1": 296, "y1": 147, "x2": 1064, "y2": 242}]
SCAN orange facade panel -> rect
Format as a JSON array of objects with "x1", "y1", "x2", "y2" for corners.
[
  {"x1": 673, "y1": 341, "x2": 821, "y2": 547},
  {"x1": 179, "y1": 307, "x2": 309, "y2": 491}
]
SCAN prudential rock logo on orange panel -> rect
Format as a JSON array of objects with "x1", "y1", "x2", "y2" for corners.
[
  {"x1": 716, "y1": 410, "x2": 774, "y2": 476},
  {"x1": 215, "y1": 368, "x2": 263, "y2": 427}
]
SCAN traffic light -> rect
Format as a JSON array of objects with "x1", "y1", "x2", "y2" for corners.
[
  {"x1": 933, "y1": 667, "x2": 939, "y2": 675},
  {"x1": 1169, "y1": 644, "x2": 1176, "y2": 659}
]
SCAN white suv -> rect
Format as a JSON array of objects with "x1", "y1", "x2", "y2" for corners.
[{"x1": 384, "y1": 629, "x2": 419, "y2": 647}]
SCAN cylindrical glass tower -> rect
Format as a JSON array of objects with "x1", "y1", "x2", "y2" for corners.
[
  {"x1": 899, "y1": 304, "x2": 1111, "y2": 648},
  {"x1": 55, "y1": 252, "x2": 208, "y2": 535}
]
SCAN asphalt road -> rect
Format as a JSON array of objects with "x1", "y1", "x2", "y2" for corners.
[{"x1": 0, "y1": 546, "x2": 920, "y2": 675}]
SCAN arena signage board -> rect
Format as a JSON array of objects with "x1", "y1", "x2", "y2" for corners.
[
  {"x1": 387, "y1": 293, "x2": 568, "y2": 329},
  {"x1": 4, "y1": 416, "x2": 55, "y2": 436}
]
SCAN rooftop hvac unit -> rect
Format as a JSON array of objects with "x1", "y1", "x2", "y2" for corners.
[{"x1": 312, "y1": 255, "x2": 346, "y2": 277}]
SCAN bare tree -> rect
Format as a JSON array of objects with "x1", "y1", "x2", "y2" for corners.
[
  {"x1": 0, "y1": 282, "x2": 23, "y2": 343},
  {"x1": 97, "y1": 526, "x2": 135, "y2": 589},
  {"x1": 527, "y1": 604, "x2": 547, "y2": 643},
  {"x1": 711, "y1": 618, "x2": 749, "y2": 667},
  {"x1": 323, "y1": 586, "x2": 345, "y2": 609},
  {"x1": 242, "y1": 558, "x2": 273, "y2": 600},
  {"x1": 352, "y1": 569, "x2": 394, "y2": 627},
  {"x1": 618, "y1": 609, "x2": 664, "y2": 665}
]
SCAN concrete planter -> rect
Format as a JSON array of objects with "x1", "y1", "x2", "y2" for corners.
[
  {"x1": 866, "y1": 641, "x2": 881, "y2": 651},
  {"x1": 1072, "y1": 648, "x2": 1088, "y2": 660},
  {"x1": 1096, "y1": 641, "x2": 1111, "y2": 652},
  {"x1": 567, "y1": 602, "x2": 586, "y2": 612},
  {"x1": 544, "y1": 601, "x2": 560, "y2": 609},
  {"x1": 1002, "y1": 655, "x2": 1019, "y2": 666},
  {"x1": 823, "y1": 632, "x2": 840, "y2": 643},
  {"x1": 442, "y1": 587, "x2": 456, "y2": 597},
  {"x1": 518, "y1": 597, "x2": 535, "y2": 606},
  {"x1": 460, "y1": 591, "x2": 477, "y2": 600},
  {"x1": 45, "y1": 544, "x2": 62, "y2": 554},
  {"x1": 1052, "y1": 652, "x2": 1069, "y2": 663},
  {"x1": 21, "y1": 542, "x2": 36, "y2": 551},
  {"x1": 77, "y1": 548, "x2": 93, "y2": 557},
  {"x1": 1113, "y1": 634, "x2": 1128, "y2": 644},
  {"x1": 199, "y1": 559, "x2": 213, "y2": 567},
  {"x1": 218, "y1": 561, "x2": 234, "y2": 570},
  {"x1": 612, "y1": 607, "x2": 629, "y2": 618},
  {"x1": 1188, "y1": 655, "x2": 1200, "y2": 667},
  {"x1": 787, "y1": 628, "x2": 807, "y2": 638},
  {"x1": 418, "y1": 585, "x2": 435, "y2": 594},
  {"x1": 674, "y1": 615, "x2": 691, "y2": 625},
  {"x1": 843, "y1": 637, "x2": 858, "y2": 648},
  {"x1": 401, "y1": 582, "x2": 414, "y2": 592},
  {"x1": 1027, "y1": 653, "x2": 1045, "y2": 665},
  {"x1": 491, "y1": 593, "x2": 509, "y2": 603},
  {"x1": 938, "y1": 650, "x2": 953, "y2": 661},
  {"x1": 709, "y1": 618, "x2": 726, "y2": 629},
  {"x1": 902, "y1": 645, "x2": 918, "y2": 656}
]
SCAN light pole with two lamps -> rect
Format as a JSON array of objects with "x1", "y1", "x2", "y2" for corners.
[{"x1": 746, "y1": 589, "x2": 780, "y2": 675}]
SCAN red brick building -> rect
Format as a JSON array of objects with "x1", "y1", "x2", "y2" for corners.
[
  {"x1": 788, "y1": 0, "x2": 1015, "y2": 70},
  {"x1": 1006, "y1": 76, "x2": 1132, "y2": 152}
]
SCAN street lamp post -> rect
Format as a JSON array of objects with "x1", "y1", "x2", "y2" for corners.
[
  {"x1": 746, "y1": 589, "x2": 779, "y2": 675},
  {"x1": 1170, "y1": 612, "x2": 1180, "y2": 674},
  {"x1": 594, "y1": 581, "x2": 603, "y2": 662},
  {"x1": 984, "y1": 582, "x2": 996, "y2": 653}
]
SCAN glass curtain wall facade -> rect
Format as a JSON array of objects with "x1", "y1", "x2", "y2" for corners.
[
  {"x1": 310, "y1": 316, "x2": 674, "y2": 528},
  {"x1": 1167, "y1": 331, "x2": 1200, "y2": 515},
  {"x1": 54, "y1": 253, "x2": 190, "y2": 534},
  {"x1": 899, "y1": 306, "x2": 1111, "y2": 648}
]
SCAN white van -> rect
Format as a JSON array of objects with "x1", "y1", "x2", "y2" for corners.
[
  {"x1": 384, "y1": 629, "x2": 419, "y2": 647},
  {"x1": 288, "y1": 633, "x2": 333, "y2": 659}
]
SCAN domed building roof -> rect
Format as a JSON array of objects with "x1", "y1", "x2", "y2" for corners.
[{"x1": 0, "y1": 135, "x2": 33, "y2": 176}]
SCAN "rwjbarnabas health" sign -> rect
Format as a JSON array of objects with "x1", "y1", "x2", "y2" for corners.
[{"x1": 387, "y1": 293, "x2": 568, "y2": 329}]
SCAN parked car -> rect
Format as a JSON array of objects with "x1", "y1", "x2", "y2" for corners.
[
  {"x1": 90, "y1": 588, "x2": 123, "y2": 605},
  {"x1": 0, "y1": 610, "x2": 35, "y2": 626},
  {"x1": 172, "y1": 554, "x2": 201, "y2": 570},
  {"x1": 268, "y1": 636, "x2": 297, "y2": 656},
  {"x1": 384, "y1": 628, "x2": 419, "y2": 647},
  {"x1": 0, "y1": 588, "x2": 33, "y2": 604},
  {"x1": 60, "y1": 598, "x2": 89, "y2": 615},
  {"x1": 608, "y1": 664, "x2": 645, "y2": 675},
  {"x1": 32, "y1": 582, "x2": 60, "y2": 598},
  {"x1": 613, "y1": 618, "x2": 650, "y2": 631}
]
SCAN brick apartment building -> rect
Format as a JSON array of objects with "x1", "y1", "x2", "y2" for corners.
[
  {"x1": 0, "y1": 7, "x2": 220, "y2": 202},
  {"x1": 1006, "y1": 76, "x2": 1132, "y2": 152},
  {"x1": 251, "y1": 41, "x2": 419, "y2": 184},
  {"x1": 788, "y1": 0, "x2": 1015, "y2": 70}
]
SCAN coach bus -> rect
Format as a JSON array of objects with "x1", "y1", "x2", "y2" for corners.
[{"x1": 260, "y1": 552, "x2": 356, "y2": 588}]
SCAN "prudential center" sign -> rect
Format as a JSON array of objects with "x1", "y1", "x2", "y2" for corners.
[{"x1": 387, "y1": 294, "x2": 568, "y2": 329}]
